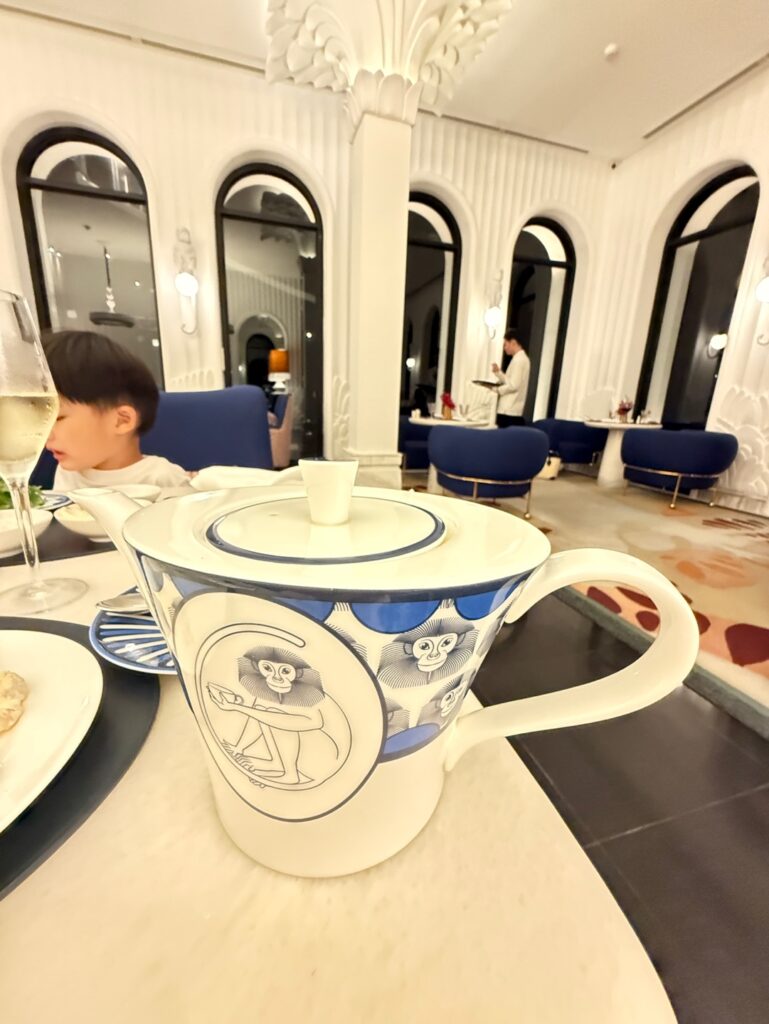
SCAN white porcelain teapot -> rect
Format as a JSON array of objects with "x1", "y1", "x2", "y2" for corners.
[{"x1": 75, "y1": 463, "x2": 698, "y2": 877}]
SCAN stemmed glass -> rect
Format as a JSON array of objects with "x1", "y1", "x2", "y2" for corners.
[{"x1": 0, "y1": 290, "x2": 87, "y2": 613}]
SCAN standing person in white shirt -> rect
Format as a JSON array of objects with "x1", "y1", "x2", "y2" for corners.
[
  {"x1": 491, "y1": 329, "x2": 531, "y2": 427},
  {"x1": 42, "y1": 331, "x2": 190, "y2": 491}
]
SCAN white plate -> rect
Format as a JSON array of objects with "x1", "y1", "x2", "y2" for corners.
[{"x1": 0, "y1": 630, "x2": 103, "y2": 833}]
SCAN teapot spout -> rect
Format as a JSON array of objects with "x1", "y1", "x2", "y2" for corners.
[{"x1": 70, "y1": 487, "x2": 148, "y2": 595}]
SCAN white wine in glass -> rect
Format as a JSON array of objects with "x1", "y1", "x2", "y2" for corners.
[{"x1": 0, "y1": 290, "x2": 87, "y2": 613}]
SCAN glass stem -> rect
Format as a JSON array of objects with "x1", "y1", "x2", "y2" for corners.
[{"x1": 8, "y1": 477, "x2": 41, "y2": 578}]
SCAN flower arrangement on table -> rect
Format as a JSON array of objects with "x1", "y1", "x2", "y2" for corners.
[
  {"x1": 615, "y1": 396, "x2": 634, "y2": 423},
  {"x1": 440, "y1": 392, "x2": 456, "y2": 420}
]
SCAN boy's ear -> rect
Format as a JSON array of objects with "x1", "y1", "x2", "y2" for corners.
[{"x1": 114, "y1": 404, "x2": 140, "y2": 435}]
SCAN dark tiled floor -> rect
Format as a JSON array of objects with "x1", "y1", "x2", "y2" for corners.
[{"x1": 474, "y1": 595, "x2": 769, "y2": 1024}]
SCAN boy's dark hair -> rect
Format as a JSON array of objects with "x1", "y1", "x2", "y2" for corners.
[{"x1": 42, "y1": 331, "x2": 159, "y2": 434}]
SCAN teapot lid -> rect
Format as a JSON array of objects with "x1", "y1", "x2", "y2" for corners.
[
  {"x1": 208, "y1": 493, "x2": 445, "y2": 564},
  {"x1": 123, "y1": 485, "x2": 550, "y2": 594}
]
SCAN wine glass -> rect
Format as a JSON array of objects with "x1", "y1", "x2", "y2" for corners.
[{"x1": 0, "y1": 291, "x2": 87, "y2": 613}]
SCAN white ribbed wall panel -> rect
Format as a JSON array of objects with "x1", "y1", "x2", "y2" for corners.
[
  {"x1": 410, "y1": 115, "x2": 611, "y2": 414},
  {"x1": 0, "y1": 9, "x2": 349, "y2": 454}
]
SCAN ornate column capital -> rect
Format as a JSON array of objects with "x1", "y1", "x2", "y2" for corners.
[{"x1": 266, "y1": 1, "x2": 512, "y2": 128}]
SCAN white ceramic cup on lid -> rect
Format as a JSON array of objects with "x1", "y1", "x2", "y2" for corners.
[{"x1": 299, "y1": 458, "x2": 358, "y2": 526}]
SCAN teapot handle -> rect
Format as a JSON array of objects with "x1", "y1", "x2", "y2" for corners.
[{"x1": 444, "y1": 549, "x2": 699, "y2": 770}]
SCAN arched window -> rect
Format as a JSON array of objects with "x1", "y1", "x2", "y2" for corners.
[
  {"x1": 636, "y1": 166, "x2": 759, "y2": 427},
  {"x1": 401, "y1": 193, "x2": 461, "y2": 413},
  {"x1": 506, "y1": 218, "x2": 575, "y2": 421},
  {"x1": 17, "y1": 127, "x2": 163, "y2": 383},
  {"x1": 216, "y1": 165, "x2": 323, "y2": 459}
]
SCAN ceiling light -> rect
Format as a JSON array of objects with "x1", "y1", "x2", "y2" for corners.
[
  {"x1": 603, "y1": 43, "x2": 619, "y2": 60},
  {"x1": 134, "y1": 280, "x2": 141, "y2": 287},
  {"x1": 406, "y1": 357, "x2": 416, "y2": 369}
]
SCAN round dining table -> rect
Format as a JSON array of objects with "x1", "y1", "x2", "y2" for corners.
[
  {"x1": 585, "y1": 419, "x2": 662, "y2": 488},
  {"x1": 0, "y1": 548, "x2": 676, "y2": 1023}
]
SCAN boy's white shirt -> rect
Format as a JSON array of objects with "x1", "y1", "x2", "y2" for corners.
[{"x1": 54, "y1": 454, "x2": 189, "y2": 491}]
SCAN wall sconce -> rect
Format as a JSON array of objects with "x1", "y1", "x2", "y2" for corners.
[
  {"x1": 484, "y1": 269, "x2": 505, "y2": 339},
  {"x1": 707, "y1": 333, "x2": 728, "y2": 358},
  {"x1": 483, "y1": 304, "x2": 504, "y2": 339},
  {"x1": 173, "y1": 227, "x2": 198, "y2": 335}
]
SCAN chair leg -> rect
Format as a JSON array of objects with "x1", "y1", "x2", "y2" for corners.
[
  {"x1": 524, "y1": 485, "x2": 533, "y2": 520},
  {"x1": 669, "y1": 474, "x2": 682, "y2": 510}
]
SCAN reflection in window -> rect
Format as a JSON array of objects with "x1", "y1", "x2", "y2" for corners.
[
  {"x1": 506, "y1": 218, "x2": 575, "y2": 421},
  {"x1": 216, "y1": 166, "x2": 323, "y2": 458},
  {"x1": 636, "y1": 166, "x2": 759, "y2": 428},
  {"x1": 17, "y1": 129, "x2": 163, "y2": 383},
  {"x1": 401, "y1": 193, "x2": 461, "y2": 414}
]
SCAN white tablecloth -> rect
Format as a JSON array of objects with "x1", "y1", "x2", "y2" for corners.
[{"x1": 0, "y1": 551, "x2": 675, "y2": 1023}]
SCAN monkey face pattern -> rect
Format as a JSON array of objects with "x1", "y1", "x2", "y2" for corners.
[
  {"x1": 439, "y1": 685, "x2": 462, "y2": 718},
  {"x1": 377, "y1": 616, "x2": 478, "y2": 689},
  {"x1": 237, "y1": 646, "x2": 324, "y2": 707},
  {"x1": 257, "y1": 659, "x2": 296, "y2": 693}
]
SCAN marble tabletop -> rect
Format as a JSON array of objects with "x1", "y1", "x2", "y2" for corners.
[{"x1": 0, "y1": 551, "x2": 676, "y2": 1023}]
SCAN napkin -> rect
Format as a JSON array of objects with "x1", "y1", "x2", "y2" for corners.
[{"x1": 190, "y1": 465, "x2": 302, "y2": 492}]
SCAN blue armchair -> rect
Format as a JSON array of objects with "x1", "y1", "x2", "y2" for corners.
[
  {"x1": 143, "y1": 385, "x2": 273, "y2": 471},
  {"x1": 429, "y1": 425, "x2": 549, "y2": 518},
  {"x1": 622, "y1": 428, "x2": 738, "y2": 508},
  {"x1": 399, "y1": 415, "x2": 433, "y2": 470},
  {"x1": 532, "y1": 418, "x2": 608, "y2": 466}
]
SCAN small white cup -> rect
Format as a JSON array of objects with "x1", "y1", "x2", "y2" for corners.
[
  {"x1": 412, "y1": 409, "x2": 421, "y2": 419},
  {"x1": 299, "y1": 459, "x2": 359, "y2": 526}
]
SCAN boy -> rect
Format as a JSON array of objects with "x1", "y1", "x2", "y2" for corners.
[{"x1": 43, "y1": 330, "x2": 189, "y2": 490}]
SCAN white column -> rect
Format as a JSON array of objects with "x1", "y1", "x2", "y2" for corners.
[{"x1": 345, "y1": 111, "x2": 412, "y2": 488}]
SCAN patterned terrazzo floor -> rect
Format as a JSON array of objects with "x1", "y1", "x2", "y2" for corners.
[{"x1": 403, "y1": 469, "x2": 769, "y2": 713}]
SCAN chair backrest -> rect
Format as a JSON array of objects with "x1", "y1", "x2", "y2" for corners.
[
  {"x1": 143, "y1": 385, "x2": 273, "y2": 471},
  {"x1": 532, "y1": 418, "x2": 608, "y2": 451},
  {"x1": 272, "y1": 393, "x2": 289, "y2": 429},
  {"x1": 399, "y1": 415, "x2": 433, "y2": 447},
  {"x1": 429, "y1": 425, "x2": 549, "y2": 481},
  {"x1": 30, "y1": 447, "x2": 58, "y2": 489},
  {"x1": 621, "y1": 428, "x2": 739, "y2": 476}
]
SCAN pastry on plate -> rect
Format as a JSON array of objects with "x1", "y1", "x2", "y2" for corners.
[{"x1": 0, "y1": 670, "x2": 29, "y2": 733}]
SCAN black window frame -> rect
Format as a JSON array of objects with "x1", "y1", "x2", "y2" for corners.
[
  {"x1": 405, "y1": 191, "x2": 462, "y2": 396},
  {"x1": 507, "y1": 216, "x2": 576, "y2": 418},
  {"x1": 16, "y1": 126, "x2": 164, "y2": 384},
  {"x1": 215, "y1": 162, "x2": 324, "y2": 454},
  {"x1": 634, "y1": 164, "x2": 758, "y2": 419}
]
